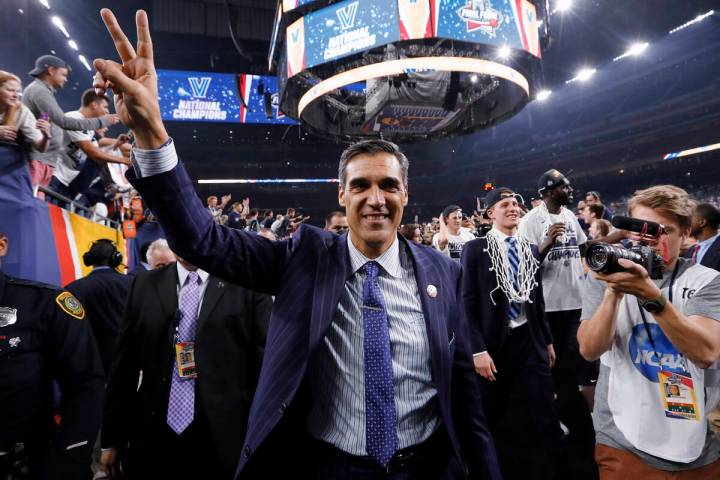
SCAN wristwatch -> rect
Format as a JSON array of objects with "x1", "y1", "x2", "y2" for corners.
[{"x1": 639, "y1": 292, "x2": 667, "y2": 314}]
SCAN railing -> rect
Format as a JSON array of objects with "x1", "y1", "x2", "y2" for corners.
[{"x1": 36, "y1": 185, "x2": 122, "y2": 230}]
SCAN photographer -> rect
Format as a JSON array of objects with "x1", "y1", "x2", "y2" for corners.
[{"x1": 578, "y1": 185, "x2": 720, "y2": 479}]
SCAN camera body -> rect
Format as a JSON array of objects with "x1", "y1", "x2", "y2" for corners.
[{"x1": 586, "y1": 242, "x2": 663, "y2": 280}]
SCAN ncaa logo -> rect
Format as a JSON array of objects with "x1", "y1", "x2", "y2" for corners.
[
  {"x1": 336, "y1": 1, "x2": 359, "y2": 30},
  {"x1": 628, "y1": 323, "x2": 688, "y2": 382},
  {"x1": 188, "y1": 77, "x2": 212, "y2": 98}
]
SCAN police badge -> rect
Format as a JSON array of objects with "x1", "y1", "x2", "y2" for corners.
[{"x1": 0, "y1": 307, "x2": 17, "y2": 327}]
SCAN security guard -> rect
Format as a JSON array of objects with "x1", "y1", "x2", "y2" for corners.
[{"x1": 0, "y1": 229, "x2": 104, "y2": 479}]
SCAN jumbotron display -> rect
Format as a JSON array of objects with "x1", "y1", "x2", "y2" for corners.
[{"x1": 269, "y1": 0, "x2": 550, "y2": 142}]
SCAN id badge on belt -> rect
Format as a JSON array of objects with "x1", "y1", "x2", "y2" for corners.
[
  {"x1": 659, "y1": 371, "x2": 699, "y2": 420},
  {"x1": 175, "y1": 342, "x2": 198, "y2": 379}
]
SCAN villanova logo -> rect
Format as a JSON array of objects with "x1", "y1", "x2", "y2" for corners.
[
  {"x1": 336, "y1": 1, "x2": 359, "y2": 31},
  {"x1": 628, "y1": 323, "x2": 688, "y2": 382},
  {"x1": 188, "y1": 77, "x2": 212, "y2": 99}
]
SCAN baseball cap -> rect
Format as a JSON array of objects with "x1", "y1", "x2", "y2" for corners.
[
  {"x1": 484, "y1": 187, "x2": 516, "y2": 210},
  {"x1": 29, "y1": 55, "x2": 71, "y2": 77},
  {"x1": 537, "y1": 169, "x2": 570, "y2": 194},
  {"x1": 442, "y1": 205, "x2": 462, "y2": 218}
]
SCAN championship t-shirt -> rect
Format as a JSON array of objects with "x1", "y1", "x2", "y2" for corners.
[
  {"x1": 432, "y1": 228, "x2": 476, "y2": 262},
  {"x1": 53, "y1": 111, "x2": 96, "y2": 187},
  {"x1": 518, "y1": 204, "x2": 587, "y2": 311}
]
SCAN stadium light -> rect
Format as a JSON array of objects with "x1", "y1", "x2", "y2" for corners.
[
  {"x1": 613, "y1": 42, "x2": 649, "y2": 62},
  {"x1": 566, "y1": 67, "x2": 596, "y2": 84},
  {"x1": 469, "y1": 74, "x2": 479, "y2": 83},
  {"x1": 669, "y1": 10, "x2": 714, "y2": 34},
  {"x1": 78, "y1": 54, "x2": 92, "y2": 71},
  {"x1": 554, "y1": 0, "x2": 572, "y2": 13},
  {"x1": 68, "y1": 39, "x2": 78, "y2": 51},
  {"x1": 198, "y1": 178, "x2": 339, "y2": 184},
  {"x1": 51, "y1": 16, "x2": 70, "y2": 38},
  {"x1": 536, "y1": 90, "x2": 552, "y2": 101},
  {"x1": 497, "y1": 45, "x2": 512, "y2": 60},
  {"x1": 38, "y1": 0, "x2": 50, "y2": 9}
]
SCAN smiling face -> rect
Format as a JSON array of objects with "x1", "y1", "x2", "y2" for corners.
[
  {"x1": 0, "y1": 79, "x2": 21, "y2": 111},
  {"x1": 630, "y1": 205, "x2": 686, "y2": 267},
  {"x1": 487, "y1": 194, "x2": 520, "y2": 233},
  {"x1": 338, "y1": 152, "x2": 408, "y2": 258},
  {"x1": 446, "y1": 209, "x2": 462, "y2": 234}
]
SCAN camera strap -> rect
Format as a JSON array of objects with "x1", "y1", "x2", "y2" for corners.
[{"x1": 636, "y1": 261, "x2": 680, "y2": 372}]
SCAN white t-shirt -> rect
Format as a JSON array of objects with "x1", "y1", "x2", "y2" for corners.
[
  {"x1": 518, "y1": 204, "x2": 587, "y2": 311},
  {"x1": 432, "y1": 228, "x2": 476, "y2": 262},
  {"x1": 54, "y1": 111, "x2": 96, "y2": 186},
  {"x1": 0, "y1": 104, "x2": 43, "y2": 145}
]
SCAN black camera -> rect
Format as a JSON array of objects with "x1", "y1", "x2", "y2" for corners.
[{"x1": 586, "y1": 243, "x2": 663, "y2": 279}]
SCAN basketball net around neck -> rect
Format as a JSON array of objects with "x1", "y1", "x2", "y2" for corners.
[{"x1": 484, "y1": 229, "x2": 539, "y2": 306}]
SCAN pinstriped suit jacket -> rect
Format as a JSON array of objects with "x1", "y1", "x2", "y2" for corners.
[{"x1": 128, "y1": 163, "x2": 501, "y2": 480}]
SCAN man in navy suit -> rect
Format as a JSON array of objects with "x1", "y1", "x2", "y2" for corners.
[
  {"x1": 93, "y1": 9, "x2": 500, "y2": 480},
  {"x1": 687, "y1": 203, "x2": 720, "y2": 271},
  {"x1": 462, "y1": 188, "x2": 565, "y2": 479}
]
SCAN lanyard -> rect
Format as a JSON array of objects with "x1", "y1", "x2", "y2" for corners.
[{"x1": 636, "y1": 261, "x2": 680, "y2": 372}]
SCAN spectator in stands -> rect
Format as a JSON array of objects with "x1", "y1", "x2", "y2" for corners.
[
  {"x1": 48, "y1": 89, "x2": 131, "y2": 208},
  {"x1": 23, "y1": 55, "x2": 119, "y2": 192},
  {"x1": 432, "y1": 205, "x2": 475, "y2": 261},
  {"x1": 324, "y1": 211, "x2": 349, "y2": 235},
  {"x1": 101, "y1": 257, "x2": 273, "y2": 479},
  {"x1": 227, "y1": 202, "x2": 247, "y2": 230},
  {"x1": 578, "y1": 185, "x2": 720, "y2": 478},
  {"x1": 399, "y1": 223, "x2": 421, "y2": 243},
  {"x1": 590, "y1": 218, "x2": 612, "y2": 240},
  {"x1": 245, "y1": 209, "x2": 260, "y2": 233},
  {"x1": 128, "y1": 241, "x2": 152, "y2": 276},
  {"x1": 583, "y1": 204, "x2": 606, "y2": 239},
  {"x1": 65, "y1": 239, "x2": 130, "y2": 376},
  {"x1": 687, "y1": 203, "x2": 720, "y2": 271},
  {"x1": 146, "y1": 238, "x2": 176, "y2": 269},
  {"x1": 207, "y1": 194, "x2": 231, "y2": 223},
  {"x1": 585, "y1": 191, "x2": 613, "y2": 220},
  {"x1": 261, "y1": 210, "x2": 274, "y2": 229},
  {"x1": 0, "y1": 71, "x2": 51, "y2": 153}
]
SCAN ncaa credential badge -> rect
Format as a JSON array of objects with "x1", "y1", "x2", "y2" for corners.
[
  {"x1": 0, "y1": 307, "x2": 17, "y2": 327},
  {"x1": 55, "y1": 292, "x2": 85, "y2": 320}
]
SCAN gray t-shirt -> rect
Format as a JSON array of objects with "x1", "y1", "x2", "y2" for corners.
[{"x1": 581, "y1": 257, "x2": 720, "y2": 470}]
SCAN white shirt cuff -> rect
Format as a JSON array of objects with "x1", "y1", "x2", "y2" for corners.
[
  {"x1": 132, "y1": 138, "x2": 178, "y2": 177},
  {"x1": 473, "y1": 351, "x2": 487, "y2": 358}
]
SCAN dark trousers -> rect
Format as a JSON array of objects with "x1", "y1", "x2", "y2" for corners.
[
  {"x1": 308, "y1": 428, "x2": 461, "y2": 480},
  {"x1": 546, "y1": 309, "x2": 598, "y2": 479},
  {"x1": 480, "y1": 323, "x2": 566, "y2": 480},
  {"x1": 123, "y1": 411, "x2": 226, "y2": 479}
]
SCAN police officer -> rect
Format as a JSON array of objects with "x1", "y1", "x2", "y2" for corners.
[{"x1": 0, "y1": 228, "x2": 104, "y2": 479}]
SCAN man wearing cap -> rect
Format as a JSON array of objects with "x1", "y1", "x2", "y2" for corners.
[
  {"x1": 518, "y1": 170, "x2": 594, "y2": 460},
  {"x1": 433, "y1": 205, "x2": 476, "y2": 262},
  {"x1": 22, "y1": 55, "x2": 119, "y2": 192},
  {"x1": 462, "y1": 188, "x2": 566, "y2": 479}
]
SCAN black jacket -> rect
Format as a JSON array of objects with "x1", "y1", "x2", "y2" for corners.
[
  {"x1": 65, "y1": 268, "x2": 131, "y2": 375},
  {"x1": 461, "y1": 237, "x2": 553, "y2": 359},
  {"x1": 685, "y1": 236, "x2": 720, "y2": 272},
  {"x1": 102, "y1": 262, "x2": 272, "y2": 476}
]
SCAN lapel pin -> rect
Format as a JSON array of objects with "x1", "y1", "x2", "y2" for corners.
[
  {"x1": 427, "y1": 285, "x2": 437, "y2": 298},
  {"x1": 9, "y1": 337, "x2": 20, "y2": 348},
  {"x1": 217, "y1": 281, "x2": 225, "y2": 288}
]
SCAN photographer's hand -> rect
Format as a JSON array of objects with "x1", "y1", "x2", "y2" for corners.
[{"x1": 592, "y1": 259, "x2": 660, "y2": 301}]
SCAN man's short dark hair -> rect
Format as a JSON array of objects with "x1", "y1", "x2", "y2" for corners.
[
  {"x1": 586, "y1": 191, "x2": 601, "y2": 201},
  {"x1": 264, "y1": 210, "x2": 273, "y2": 218},
  {"x1": 81, "y1": 88, "x2": 110, "y2": 108},
  {"x1": 325, "y1": 211, "x2": 346, "y2": 227},
  {"x1": 587, "y1": 203, "x2": 605, "y2": 220},
  {"x1": 696, "y1": 203, "x2": 720, "y2": 230},
  {"x1": 338, "y1": 139, "x2": 409, "y2": 188}
]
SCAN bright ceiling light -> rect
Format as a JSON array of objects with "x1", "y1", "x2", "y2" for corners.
[
  {"x1": 68, "y1": 39, "x2": 79, "y2": 51},
  {"x1": 51, "y1": 16, "x2": 70, "y2": 38},
  {"x1": 38, "y1": 0, "x2": 50, "y2": 9},
  {"x1": 554, "y1": 0, "x2": 572, "y2": 13},
  {"x1": 536, "y1": 90, "x2": 552, "y2": 101},
  {"x1": 627, "y1": 42, "x2": 649, "y2": 56},
  {"x1": 469, "y1": 74, "x2": 479, "y2": 83},
  {"x1": 576, "y1": 68, "x2": 596, "y2": 82},
  {"x1": 497, "y1": 45, "x2": 512, "y2": 60},
  {"x1": 78, "y1": 54, "x2": 92, "y2": 71}
]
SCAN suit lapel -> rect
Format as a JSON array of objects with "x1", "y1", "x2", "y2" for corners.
[
  {"x1": 196, "y1": 277, "x2": 226, "y2": 335},
  {"x1": 309, "y1": 233, "x2": 350, "y2": 349},
  {"x1": 406, "y1": 241, "x2": 447, "y2": 386}
]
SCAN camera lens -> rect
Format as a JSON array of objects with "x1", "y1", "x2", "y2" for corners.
[{"x1": 587, "y1": 244, "x2": 610, "y2": 271}]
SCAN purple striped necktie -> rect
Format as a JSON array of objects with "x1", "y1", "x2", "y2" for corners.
[{"x1": 167, "y1": 271, "x2": 201, "y2": 434}]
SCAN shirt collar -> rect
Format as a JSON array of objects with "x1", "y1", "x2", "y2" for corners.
[
  {"x1": 176, "y1": 261, "x2": 209, "y2": 286},
  {"x1": 490, "y1": 226, "x2": 517, "y2": 242},
  {"x1": 699, "y1": 232, "x2": 720, "y2": 248},
  {"x1": 347, "y1": 233, "x2": 403, "y2": 278},
  {"x1": 92, "y1": 266, "x2": 112, "y2": 271}
]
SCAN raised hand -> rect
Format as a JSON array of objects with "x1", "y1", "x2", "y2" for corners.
[{"x1": 93, "y1": 9, "x2": 168, "y2": 149}]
